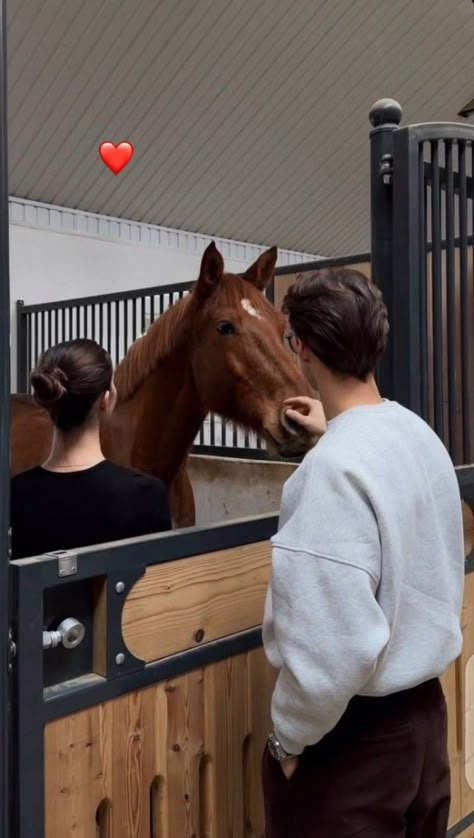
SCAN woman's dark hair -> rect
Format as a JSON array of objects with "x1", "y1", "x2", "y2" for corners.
[
  {"x1": 282, "y1": 267, "x2": 389, "y2": 381},
  {"x1": 30, "y1": 339, "x2": 113, "y2": 430}
]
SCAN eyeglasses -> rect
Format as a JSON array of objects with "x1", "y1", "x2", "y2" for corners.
[{"x1": 285, "y1": 334, "x2": 301, "y2": 354}]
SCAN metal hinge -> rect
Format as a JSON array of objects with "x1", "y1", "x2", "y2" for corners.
[
  {"x1": 44, "y1": 550, "x2": 78, "y2": 578},
  {"x1": 380, "y1": 153, "x2": 393, "y2": 185},
  {"x1": 8, "y1": 629, "x2": 16, "y2": 673}
]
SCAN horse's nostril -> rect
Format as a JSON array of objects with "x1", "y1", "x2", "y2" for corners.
[{"x1": 280, "y1": 408, "x2": 300, "y2": 437}]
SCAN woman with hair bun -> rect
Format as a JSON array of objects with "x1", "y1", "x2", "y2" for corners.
[{"x1": 11, "y1": 338, "x2": 171, "y2": 559}]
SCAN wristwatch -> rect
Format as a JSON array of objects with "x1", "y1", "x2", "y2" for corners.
[{"x1": 267, "y1": 731, "x2": 294, "y2": 762}]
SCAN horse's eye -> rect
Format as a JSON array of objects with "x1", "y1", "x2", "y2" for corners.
[{"x1": 217, "y1": 322, "x2": 236, "y2": 335}]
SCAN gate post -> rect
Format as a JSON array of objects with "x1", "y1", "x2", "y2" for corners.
[
  {"x1": 0, "y1": 0, "x2": 11, "y2": 835},
  {"x1": 369, "y1": 99, "x2": 402, "y2": 401}
]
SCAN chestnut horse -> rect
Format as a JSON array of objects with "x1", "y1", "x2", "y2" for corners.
[{"x1": 10, "y1": 242, "x2": 313, "y2": 527}]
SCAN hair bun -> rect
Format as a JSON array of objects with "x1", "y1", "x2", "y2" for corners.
[{"x1": 31, "y1": 366, "x2": 68, "y2": 406}]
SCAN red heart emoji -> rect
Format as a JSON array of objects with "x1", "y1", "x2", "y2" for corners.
[{"x1": 99, "y1": 141, "x2": 134, "y2": 175}]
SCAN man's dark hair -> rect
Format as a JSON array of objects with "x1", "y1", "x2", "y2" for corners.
[{"x1": 282, "y1": 267, "x2": 389, "y2": 380}]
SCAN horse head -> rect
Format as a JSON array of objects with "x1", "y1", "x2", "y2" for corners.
[{"x1": 188, "y1": 242, "x2": 314, "y2": 458}]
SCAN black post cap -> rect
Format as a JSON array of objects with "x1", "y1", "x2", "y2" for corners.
[{"x1": 369, "y1": 99, "x2": 402, "y2": 128}]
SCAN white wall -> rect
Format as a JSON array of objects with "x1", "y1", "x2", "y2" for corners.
[{"x1": 9, "y1": 198, "x2": 318, "y2": 390}]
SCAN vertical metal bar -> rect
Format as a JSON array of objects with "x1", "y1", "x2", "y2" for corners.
[
  {"x1": 115, "y1": 300, "x2": 119, "y2": 364},
  {"x1": 75, "y1": 304, "x2": 80, "y2": 339},
  {"x1": 431, "y1": 141, "x2": 444, "y2": 439},
  {"x1": 419, "y1": 143, "x2": 428, "y2": 420},
  {"x1": 68, "y1": 306, "x2": 73, "y2": 342},
  {"x1": 390, "y1": 126, "x2": 423, "y2": 414},
  {"x1": 210, "y1": 413, "x2": 215, "y2": 447},
  {"x1": 132, "y1": 297, "x2": 137, "y2": 341},
  {"x1": 106, "y1": 301, "x2": 112, "y2": 355},
  {"x1": 369, "y1": 99, "x2": 403, "y2": 399},
  {"x1": 61, "y1": 306, "x2": 66, "y2": 343},
  {"x1": 34, "y1": 311, "x2": 39, "y2": 367},
  {"x1": 150, "y1": 295, "x2": 155, "y2": 324},
  {"x1": 445, "y1": 141, "x2": 457, "y2": 460},
  {"x1": 99, "y1": 302, "x2": 104, "y2": 347},
  {"x1": 221, "y1": 415, "x2": 227, "y2": 447},
  {"x1": 47, "y1": 309, "x2": 52, "y2": 349},
  {"x1": 123, "y1": 299, "x2": 128, "y2": 355},
  {"x1": 16, "y1": 301, "x2": 28, "y2": 392},
  {"x1": 0, "y1": 0, "x2": 11, "y2": 832},
  {"x1": 141, "y1": 296, "x2": 146, "y2": 334},
  {"x1": 40, "y1": 309, "x2": 45, "y2": 354},
  {"x1": 54, "y1": 308, "x2": 58, "y2": 345},
  {"x1": 459, "y1": 142, "x2": 471, "y2": 463}
]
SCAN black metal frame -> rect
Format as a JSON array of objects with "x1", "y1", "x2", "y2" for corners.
[
  {"x1": 11, "y1": 512, "x2": 278, "y2": 838},
  {"x1": 0, "y1": 1, "x2": 10, "y2": 835}
]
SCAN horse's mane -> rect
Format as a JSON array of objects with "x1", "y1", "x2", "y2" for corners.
[{"x1": 114, "y1": 294, "x2": 191, "y2": 401}]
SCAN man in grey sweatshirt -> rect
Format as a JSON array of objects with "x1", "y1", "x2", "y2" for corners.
[{"x1": 262, "y1": 267, "x2": 465, "y2": 837}]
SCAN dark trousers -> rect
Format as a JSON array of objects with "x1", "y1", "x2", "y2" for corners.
[{"x1": 262, "y1": 678, "x2": 450, "y2": 837}]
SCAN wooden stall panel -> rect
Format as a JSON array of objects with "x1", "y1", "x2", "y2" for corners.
[
  {"x1": 441, "y1": 659, "x2": 462, "y2": 828},
  {"x1": 122, "y1": 542, "x2": 271, "y2": 662},
  {"x1": 461, "y1": 572, "x2": 474, "y2": 821},
  {"x1": 45, "y1": 648, "x2": 276, "y2": 838}
]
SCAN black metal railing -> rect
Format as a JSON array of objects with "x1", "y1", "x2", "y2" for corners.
[
  {"x1": 370, "y1": 100, "x2": 474, "y2": 466},
  {"x1": 16, "y1": 280, "x2": 268, "y2": 458}
]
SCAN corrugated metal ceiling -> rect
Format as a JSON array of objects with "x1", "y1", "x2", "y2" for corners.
[{"x1": 7, "y1": 0, "x2": 474, "y2": 256}]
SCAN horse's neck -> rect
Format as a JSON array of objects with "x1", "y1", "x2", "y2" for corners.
[{"x1": 105, "y1": 357, "x2": 206, "y2": 485}]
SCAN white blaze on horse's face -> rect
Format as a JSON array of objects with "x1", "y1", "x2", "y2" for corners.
[{"x1": 241, "y1": 298, "x2": 263, "y2": 319}]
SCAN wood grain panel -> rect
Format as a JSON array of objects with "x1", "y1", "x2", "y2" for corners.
[
  {"x1": 122, "y1": 542, "x2": 271, "y2": 662},
  {"x1": 441, "y1": 659, "x2": 462, "y2": 827},
  {"x1": 461, "y1": 572, "x2": 474, "y2": 820},
  {"x1": 45, "y1": 647, "x2": 273, "y2": 838}
]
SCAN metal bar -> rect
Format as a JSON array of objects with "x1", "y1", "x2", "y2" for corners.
[
  {"x1": 423, "y1": 160, "x2": 474, "y2": 198},
  {"x1": 19, "y1": 280, "x2": 195, "y2": 314},
  {"x1": 369, "y1": 99, "x2": 403, "y2": 400},
  {"x1": 68, "y1": 306, "x2": 73, "y2": 343},
  {"x1": 141, "y1": 296, "x2": 146, "y2": 334},
  {"x1": 431, "y1": 140, "x2": 444, "y2": 439},
  {"x1": 132, "y1": 297, "x2": 137, "y2": 341},
  {"x1": 106, "y1": 301, "x2": 111, "y2": 355},
  {"x1": 390, "y1": 126, "x2": 423, "y2": 414},
  {"x1": 115, "y1": 300, "x2": 119, "y2": 363},
  {"x1": 210, "y1": 413, "x2": 215, "y2": 447},
  {"x1": 99, "y1": 302, "x2": 103, "y2": 346},
  {"x1": 123, "y1": 299, "x2": 128, "y2": 355},
  {"x1": 445, "y1": 141, "x2": 457, "y2": 459},
  {"x1": 0, "y1": 1, "x2": 11, "y2": 832},
  {"x1": 16, "y1": 301, "x2": 28, "y2": 392},
  {"x1": 459, "y1": 142, "x2": 471, "y2": 463},
  {"x1": 54, "y1": 307, "x2": 58, "y2": 345}
]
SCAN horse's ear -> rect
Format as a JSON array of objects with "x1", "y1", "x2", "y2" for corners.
[
  {"x1": 242, "y1": 246, "x2": 278, "y2": 291},
  {"x1": 194, "y1": 242, "x2": 225, "y2": 302}
]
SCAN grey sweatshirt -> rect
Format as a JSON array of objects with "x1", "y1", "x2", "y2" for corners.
[{"x1": 263, "y1": 399, "x2": 464, "y2": 756}]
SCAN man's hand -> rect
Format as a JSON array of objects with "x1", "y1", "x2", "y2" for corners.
[
  {"x1": 281, "y1": 756, "x2": 299, "y2": 780},
  {"x1": 284, "y1": 396, "x2": 327, "y2": 440}
]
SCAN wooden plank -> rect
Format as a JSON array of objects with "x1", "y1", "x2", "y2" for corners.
[
  {"x1": 442, "y1": 660, "x2": 462, "y2": 828},
  {"x1": 122, "y1": 542, "x2": 271, "y2": 662},
  {"x1": 463, "y1": 501, "x2": 474, "y2": 557},
  {"x1": 45, "y1": 706, "x2": 109, "y2": 837},
  {"x1": 202, "y1": 655, "x2": 249, "y2": 838},
  {"x1": 244, "y1": 647, "x2": 277, "y2": 837},
  {"x1": 164, "y1": 670, "x2": 204, "y2": 838},
  {"x1": 460, "y1": 572, "x2": 474, "y2": 820}
]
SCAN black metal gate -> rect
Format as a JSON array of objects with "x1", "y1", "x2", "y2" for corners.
[{"x1": 370, "y1": 98, "x2": 474, "y2": 466}]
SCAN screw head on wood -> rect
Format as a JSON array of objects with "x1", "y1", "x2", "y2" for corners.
[
  {"x1": 194, "y1": 629, "x2": 205, "y2": 643},
  {"x1": 115, "y1": 653, "x2": 125, "y2": 665}
]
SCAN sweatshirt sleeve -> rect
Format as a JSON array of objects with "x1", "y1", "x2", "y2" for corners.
[
  {"x1": 266, "y1": 548, "x2": 390, "y2": 755},
  {"x1": 263, "y1": 448, "x2": 390, "y2": 755}
]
